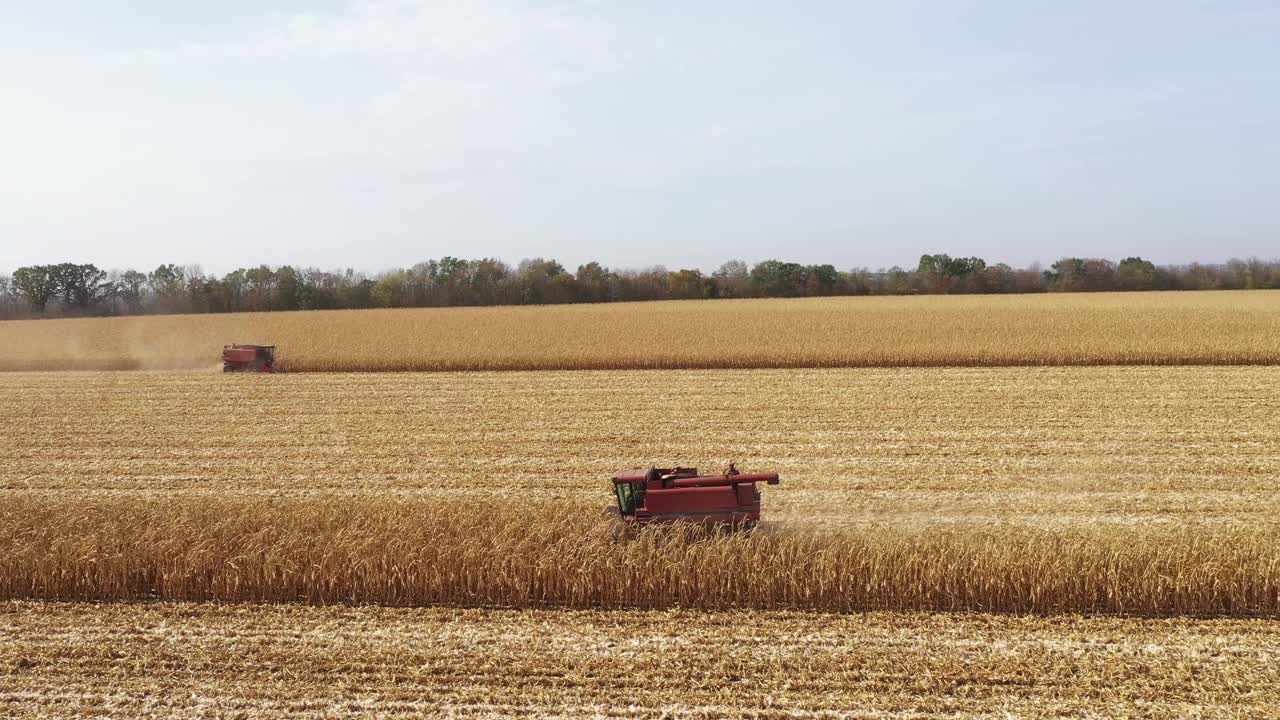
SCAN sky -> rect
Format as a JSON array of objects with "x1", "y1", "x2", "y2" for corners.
[{"x1": 1, "y1": 1, "x2": 1277, "y2": 275}]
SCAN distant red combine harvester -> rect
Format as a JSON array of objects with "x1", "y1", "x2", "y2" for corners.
[
  {"x1": 222, "y1": 344, "x2": 278, "y2": 373},
  {"x1": 608, "y1": 464, "x2": 780, "y2": 528}
]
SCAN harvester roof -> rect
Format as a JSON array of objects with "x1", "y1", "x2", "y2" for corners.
[{"x1": 611, "y1": 469, "x2": 651, "y2": 483}]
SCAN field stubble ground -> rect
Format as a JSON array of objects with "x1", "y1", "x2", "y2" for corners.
[{"x1": 4, "y1": 601, "x2": 1279, "y2": 719}]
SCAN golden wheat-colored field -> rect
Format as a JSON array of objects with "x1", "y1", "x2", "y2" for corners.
[
  {"x1": 6, "y1": 297, "x2": 1278, "y2": 717},
  {"x1": 3, "y1": 366, "x2": 1278, "y2": 614},
  {"x1": 7, "y1": 496, "x2": 1277, "y2": 613},
  {"x1": 4, "y1": 602, "x2": 1279, "y2": 719},
  {"x1": 2, "y1": 290, "x2": 1279, "y2": 372}
]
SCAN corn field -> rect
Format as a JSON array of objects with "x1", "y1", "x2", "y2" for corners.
[
  {"x1": 1, "y1": 290, "x2": 1279, "y2": 371},
  {"x1": 2, "y1": 366, "x2": 1277, "y2": 615},
  {"x1": 4, "y1": 300, "x2": 1280, "y2": 718},
  {"x1": 4, "y1": 496, "x2": 1278, "y2": 615}
]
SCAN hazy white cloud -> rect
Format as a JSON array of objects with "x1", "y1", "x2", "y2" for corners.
[
  {"x1": 162, "y1": 1, "x2": 620, "y2": 72},
  {"x1": 273, "y1": 1, "x2": 559, "y2": 59},
  {"x1": 1, "y1": 1, "x2": 1277, "y2": 273},
  {"x1": 119, "y1": 0, "x2": 625, "y2": 155}
]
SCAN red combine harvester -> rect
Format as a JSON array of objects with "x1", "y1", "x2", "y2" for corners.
[
  {"x1": 609, "y1": 464, "x2": 780, "y2": 528},
  {"x1": 222, "y1": 344, "x2": 278, "y2": 373}
]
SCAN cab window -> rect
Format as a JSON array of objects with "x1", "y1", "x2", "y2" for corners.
[{"x1": 615, "y1": 482, "x2": 637, "y2": 514}]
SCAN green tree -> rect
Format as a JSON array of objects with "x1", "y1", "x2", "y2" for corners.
[
  {"x1": 244, "y1": 265, "x2": 276, "y2": 311},
  {"x1": 147, "y1": 264, "x2": 186, "y2": 298},
  {"x1": 1117, "y1": 257, "x2": 1156, "y2": 291},
  {"x1": 435, "y1": 256, "x2": 472, "y2": 305},
  {"x1": 188, "y1": 275, "x2": 229, "y2": 313},
  {"x1": 918, "y1": 254, "x2": 987, "y2": 292},
  {"x1": 1044, "y1": 258, "x2": 1117, "y2": 292},
  {"x1": 749, "y1": 260, "x2": 806, "y2": 297},
  {"x1": 917, "y1": 254, "x2": 950, "y2": 276},
  {"x1": 221, "y1": 269, "x2": 248, "y2": 311},
  {"x1": 575, "y1": 262, "x2": 614, "y2": 303},
  {"x1": 469, "y1": 258, "x2": 512, "y2": 305},
  {"x1": 12, "y1": 265, "x2": 59, "y2": 312},
  {"x1": 517, "y1": 258, "x2": 574, "y2": 304},
  {"x1": 371, "y1": 270, "x2": 414, "y2": 308},
  {"x1": 272, "y1": 266, "x2": 305, "y2": 310},
  {"x1": 802, "y1": 264, "x2": 839, "y2": 295},
  {"x1": 51, "y1": 263, "x2": 111, "y2": 310},
  {"x1": 1043, "y1": 257, "x2": 1086, "y2": 290},
  {"x1": 118, "y1": 270, "x2": 148, "y2": 312}
]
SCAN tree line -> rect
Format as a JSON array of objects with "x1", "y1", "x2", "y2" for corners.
[{"x1": 1, "y1": 254, "x2": 1277, "y2": 319}]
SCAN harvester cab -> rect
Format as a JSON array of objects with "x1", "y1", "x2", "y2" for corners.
[
  {"x1": 609, "y1": 463, "x2": 780, "y2": 528},
  {"x1": 222, "y1": 344, "x2": 277, "y2": 373}
]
